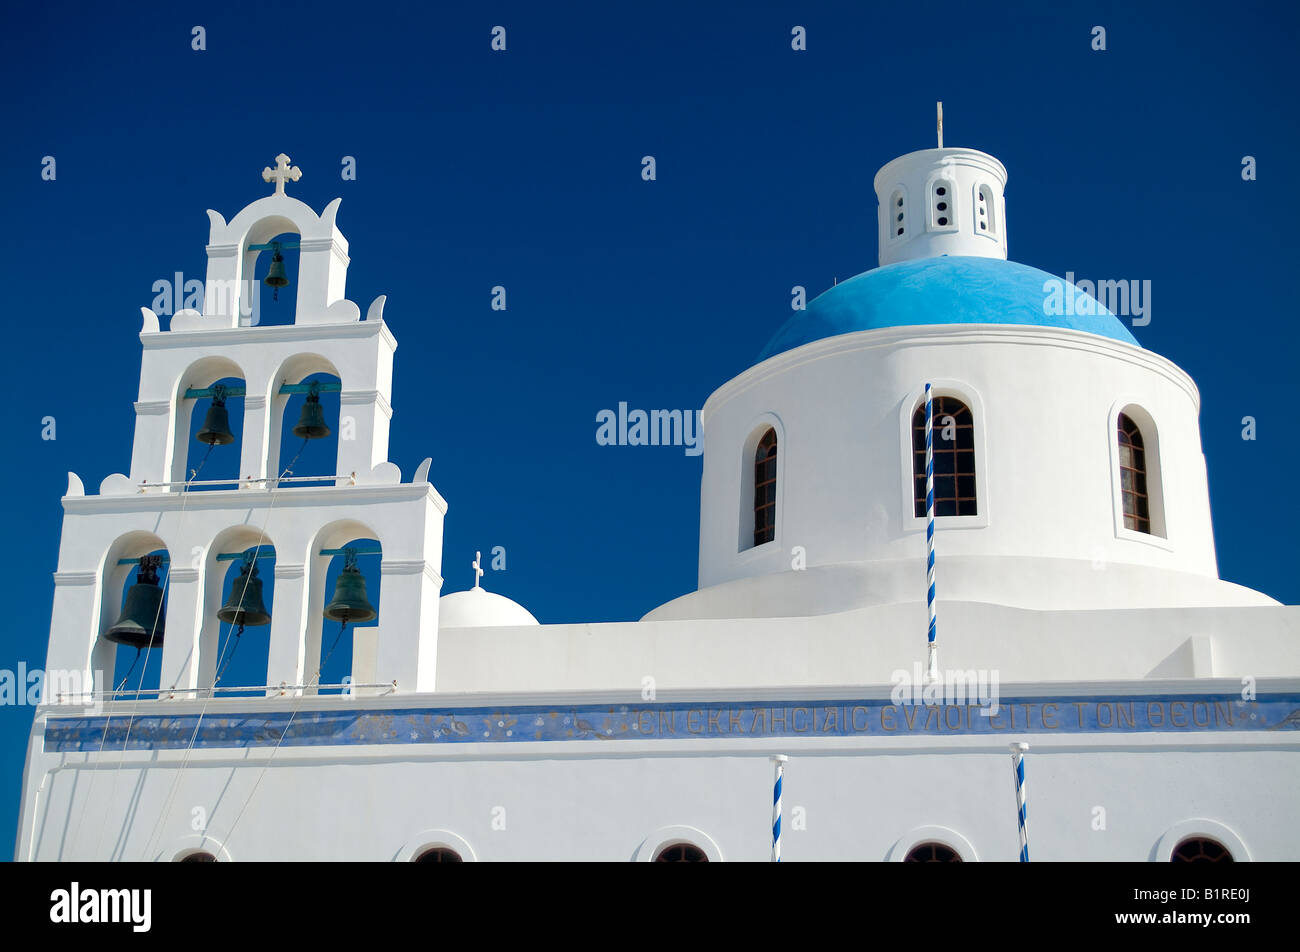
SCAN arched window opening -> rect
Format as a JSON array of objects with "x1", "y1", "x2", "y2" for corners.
[
  {"x1": 912, "y1": 397, "x2": 977, "y2": 517},
  {"x1": 247, "y1": 232, "x2": 301, "y2": 327},
  {"x1": 414, "y1": 847, "x2": 463, "y2": 863},
  {"x1": 904, "y1": 841, "x2": 963, "y2": 862},
  {"x1": 753, "y1": 428, "x2": 778, "y2": 546},
  {"x1": 317, "y1": 540, "x2": 381, "y2": 694},
  {"x1": 976, "y1": 184, "x2": 997, "y2": 238},
  {"x1": 654, "y1": 843, "x2": 709, "y2": 862},
  {"x1": 211, "y1": 547, "x2": 276, "y2": 698},
  {"x1": 106, "y1": 548, "x2": 169, "y2": 699},
  {"x1": 276, "y1": 371, "x2": 341, "y2": 487},
  {"x1": 178, "y1": 850, "x2": 218, "y2": 862},
  {"x1": 891, "y1": 190, "x2": 906, "y2": 239},
  {"x1": 185, "y1": 375, "x2": 245, "y2": 488},
  {"x1": 1117, "y1": 413, "x2": 1151, "y2": 533},
  {"x1": 1171, "y1": 837, "x2": 1234, "y2": 863},
  {"x1": 931, "y1": 180, "x2": 956, "y2": 230}
]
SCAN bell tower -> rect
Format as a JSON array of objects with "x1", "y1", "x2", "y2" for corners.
[{"x1": 44, "y1": 156, "x2": 447, "y2": 704}]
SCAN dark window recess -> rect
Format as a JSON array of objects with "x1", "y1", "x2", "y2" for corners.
[
  {"x1": 754, "y1": 428, "x2": 778, "y2": 546},
  {"x1": 1170, "y1": 837, "x2": 1233, "y2": 863},
  {"x1": 912, "y1": 397, "x2": 977, "y2": 517},
  {"x1": 904, "y1": 842, "x2": 963, "y2": 862},
  {"x1": 415, "y1": 847, "x2": 464, "y2": 863},
  {"x1": 1117, "y1": 413, "x2": 1151, "y2": 533},
  {"x1": 655, "y1": 843, "x2": 709, "y2": 862}
]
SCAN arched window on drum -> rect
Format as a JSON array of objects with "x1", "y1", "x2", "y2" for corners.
[
  {"x1": 1117, "y1": 413, "x2": 1151, "y2": 533},
  {"x1": 753, "y1": 428, "x2": 778, "y2": 546},
  {"x1": 912, "y1": 397, "x2": 977, "y2": 517}
]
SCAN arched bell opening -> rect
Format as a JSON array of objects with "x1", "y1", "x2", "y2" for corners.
[
  {"x1": 269, "y1": 364, "x2": 342, "y2": 488},
  {"x1": 100, "y1": 534, "x2": 171, "y2": 700},
  {"x1": 199, "y1": 529, "x2": 277, "y2": 697},
  {"x1": 170, "y1": 357, "x2": 247, "y2": 487},
  {"x1": 304, "y1": 522, "x2": 381, "y2": 696},
  {"x1": 243, "y1": 229, "x2": 302, "y2": 327},
  {"x1": 316, "y1": 539, "x2": 380, "y2": 694},
  {"x1": 184, "y1": 375, "x2": 245, "y2": 488}
]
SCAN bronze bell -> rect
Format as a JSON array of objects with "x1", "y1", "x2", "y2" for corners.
[
  {"x1": 264, "y1": 249, "x2": 289, "y2": 300},
  {"x1": 292, "y1": 380, "x2": 331, "y2": 440},
  {"x1": 217, "y1": 557, "x2": 272, "y2": 627},
  {"x1": 324, "y1": 551, "x2": 377, "y2": 624},
  {"x1": 106, "y1": 556, "x2": 166, "y2": 648},
  {"x1": 196, "y1": 384, "x2": 236, "y2": 446}
]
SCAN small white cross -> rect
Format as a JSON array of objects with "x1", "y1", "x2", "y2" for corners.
[
  {"x1": 472, "y1": 551, "x2": 484, "y2": 590},
  {"x1": 262, "y1": 153, "x2": 302, "y2": 195}
]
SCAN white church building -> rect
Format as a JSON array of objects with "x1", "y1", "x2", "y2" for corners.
[{"x1": 15, "y1": 141, "x2": 1300, "y2": 862}]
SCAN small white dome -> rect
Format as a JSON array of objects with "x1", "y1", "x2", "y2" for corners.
[{"x1": 439, "y1": 587, "x2": 539, "y2": 629}]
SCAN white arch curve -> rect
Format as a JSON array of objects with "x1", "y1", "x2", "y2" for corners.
[
  {"x1": 158, "y1": 833, "x2": 234, "y2": 863},
  {"x1": 1154, "y1": 818, "x2": 1251, "y2": 862},
  {"x1": 888, "y1": 824, "x2": 979, "y2": 862},
  {"x1": 634, "y1": 825, "x2": 724, "y2": 862},
  {"x1": 395, "y1": 829, "x2": 478, "y2": 862}
]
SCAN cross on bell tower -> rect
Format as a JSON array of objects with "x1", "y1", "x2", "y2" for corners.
[{"x1": 262, "y1": 153, "x2": 302, "y2": 195}]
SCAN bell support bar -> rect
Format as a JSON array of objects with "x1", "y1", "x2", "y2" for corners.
[
  {"x1": 184, "y1": 381, "x2": 342, "y2": 400},
  {"x1": 115, "y1": 543, "x2": 382, "y2": 566},
  {"x1": 247, "y1": 240, "x2": 300, "y2": 252}
]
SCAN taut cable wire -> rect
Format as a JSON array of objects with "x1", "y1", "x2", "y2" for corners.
[
  {"x1": 140, "y1": 438, "x2": 311, "y2": 860},
  {"x1": 114, "y1": 648, "x2": 142, "y2": 694},
  {"x1": 75, "y1": 439, "x2": 216, "y2": 860},
  {"x1": 216, "y1": 614, "x2": 354, "y2": 851},
  {"x1": 212, "y1": 624, "x2": 245, "y2": 685}
]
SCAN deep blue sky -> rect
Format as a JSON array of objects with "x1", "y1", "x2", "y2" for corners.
[{"x1": 1, "y1": 0, "x2": 1295, "y2": 854}]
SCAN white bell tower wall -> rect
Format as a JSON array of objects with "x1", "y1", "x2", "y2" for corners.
[
  {"x1": 44, "y1": 157, "x2": 446, "y2": 703},
  {"x1": 128, "y1": 309, "x2": 396, "y2": 488}
]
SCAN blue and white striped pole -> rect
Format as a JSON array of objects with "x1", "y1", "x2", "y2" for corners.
[
  {"x1": 771, "y1": 754, "x2": 788, "y2": 862},
  {"x1": 925, "y1": 383, "x2": 939, "y2": 682},
  {"x1": 1010, "y1": 742, "x2": 1029, "y2": 862}
]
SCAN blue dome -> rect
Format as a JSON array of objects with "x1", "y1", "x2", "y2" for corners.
[{"x1": 758, "y1": 257, "x2": 1140, "y2": 362}]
